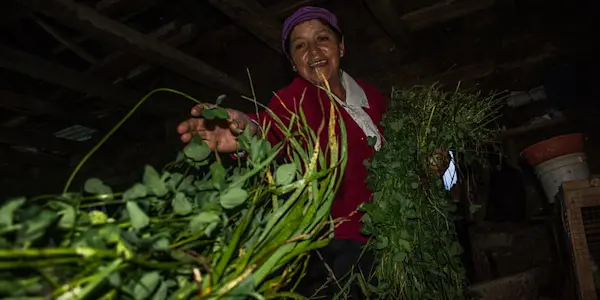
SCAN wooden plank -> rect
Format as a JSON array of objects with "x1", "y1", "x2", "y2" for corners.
[
  {"x1": 87, "y1": 22, "x2": 197, "y2": 80},
  {"x1": 364, "y1": 0, "x2": 411, "y2": 46},
  {"x1": 16, "y1": 0, "x2": 250, "y2": 96},
  {"x1": 208, "y1": 0, "x2": 283, "y2": 54},
  {"x1": 0, "y1": 145, "x2": 67, "y2": 166},
  {"x1": 402, "y1": 0, "x2": 496, "y2": 31},
  {"x1": 0, "y1": 127, "x2": 76, "y2": 153},
  {"x1": 0, "y1": 45, "x2": 144, "y2": 108},
  {"x1": 29, "y1": 12, "x2": 100, "y2": 64},
  {"x1": 0, "y1": 89, "x2": 66, "y2": 116},
  {"x1": 125, "y1": 0, "x2": 325, "y2": 81},
  {"x1": 52, "y1": 0, "x2": 164, "y2": 54}
]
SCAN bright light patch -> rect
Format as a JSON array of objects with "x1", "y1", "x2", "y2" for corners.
[
  {"x1": 442, "y1": 150, "x2": 457, "y2": 191},
  {"x1": 54, "y1": 125, "x2": 97, "y2": 142}
]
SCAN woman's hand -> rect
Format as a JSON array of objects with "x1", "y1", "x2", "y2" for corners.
[{"x1": 176, "y1": 104, "x2": 257, "y2": 153}]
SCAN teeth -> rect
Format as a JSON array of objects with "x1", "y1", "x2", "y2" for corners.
[{"x1": 310, "y1": 59, "x2": 327, "y2": 67}]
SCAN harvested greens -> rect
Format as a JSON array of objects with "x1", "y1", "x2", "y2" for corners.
[
  {"x1": 361, "y1": 84, "x2": 501, "y2": 299},
  {"x1": 0, "y1": 87, "x2": 348, "y2": 300}
]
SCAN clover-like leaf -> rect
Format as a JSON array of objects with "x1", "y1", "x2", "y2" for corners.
[
  {"x1": 126, "y1": 201, "x2": 149, "y2": 230},
  {"x1": 275, "y1": 163, "x2": 296, "y2": 185},
  {"x1": 219, "y1": 188, "x2": 248, "y2": 209},
  {"x1": 183, "y1": 134, "x2": 212, "y2": 162},
  {"x1": 172, "y1": 192, "x2": 192, "y2": 215}
]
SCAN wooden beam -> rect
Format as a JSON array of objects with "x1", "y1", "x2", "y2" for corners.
[
  {"x1": 0, "y1": 145, "x2": 67, "y2": 166},
  {"x1": 0, "y1": 127, "x2": 76, "y2": 153},
  {"x1": 16, "y1": 0, "x2": 250, "y2": 96},
  {"x1": 87, "y1": 22, "x2": 197, "y2": 80},
  {"x1": 402, "y1": 0, "x2": 496, "y2": 31},
  {"x1": 52, "y1": 0, "x2": 164, "y2": 54},
  {"x1": 125, "y1": 0, "x2": 324, "y2": 82},
  {"x1": 0, "y1": 45, "x2": 147, "y2": 109},
  {"x1": 364, "y1": 0, "x2": 411, "y2": 46},
  {"x1": 29, "y1": 12, "x2": 100, "y2": 64},
  {"x1": 208, "y1": 0, "x2": 283, "y2": 54},
  {"x1": 0, "y1": 90, "x2": 66, "y2": 116}
]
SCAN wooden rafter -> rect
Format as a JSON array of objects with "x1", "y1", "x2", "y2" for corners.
[
  {"x1": 52, "y1": 0, "x2": 164, "y2": 54},
  {"x1": 402, "y1": 0, "x2": 496, "y2": 31},
  {"x1": 0, "y1": 45, "x2": 149, "y2": 110},
  {"x1": 364, "y1": 0, "x2": 411, "y2": 46},
  {"x1": 126, "y1": 0, "x2": 325, "y2": 81},
  {"x1": 0, "y1": 145, "x2": 67, "y2": 167},
  {"x1": 16, "y1": 0, "x2": 250, "y2": 96},
  {"x1": 0, "y1": 90, "x2": 126, "y2": 134},
  {"x1": 0, "y1": 90, "x2": 66, "y2": 116},
  {"x1": 208, "y1": 0, "x2": 283, "y2": 54},
  {"x1": 0, "y1": 127, "x2": 76, "y2": 153},
  {"x1": 87, "y1": 22, "x2": 197, "y2": 80},
  {"x1": 28, "y1": 12, "x2": 100, "y2": 64}
]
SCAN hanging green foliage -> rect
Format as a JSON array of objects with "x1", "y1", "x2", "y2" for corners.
[
  {"x1": 0, "y1": 86, "x2": 348, "y2": 300},
  {"x1": 361, "y1": 84, "x2": 502, "y2": 299}
]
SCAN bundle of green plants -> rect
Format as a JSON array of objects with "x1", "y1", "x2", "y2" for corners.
[
  {"x1": 0, "y1": 85, "x2": 348, "y2": 299},
  {"x1": 360, "y1": 83, "x2": 502, "y2": 299}
]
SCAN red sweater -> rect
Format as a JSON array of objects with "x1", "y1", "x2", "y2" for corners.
[{"x1": 249, "y1": 76, "x2": 387, "y2": 242}]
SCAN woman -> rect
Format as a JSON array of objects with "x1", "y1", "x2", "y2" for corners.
[{"x1": 178, "y1": 6, "x2": 442, "y2": 298}]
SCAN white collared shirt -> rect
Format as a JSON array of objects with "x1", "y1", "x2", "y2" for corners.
[{"x1": 324, "y1": 70, "x2": 383, "y2": 151}]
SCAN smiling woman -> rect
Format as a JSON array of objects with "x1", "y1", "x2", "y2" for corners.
[{"x1": 177, "y1": 6, "x2": 397, "y2": 299}]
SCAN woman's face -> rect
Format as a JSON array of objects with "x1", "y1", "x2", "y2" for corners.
[{"x1": 289, "y1": 19, "x2": 344, "y2": 85}]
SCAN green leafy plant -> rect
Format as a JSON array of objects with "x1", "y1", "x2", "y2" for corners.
[
  {"x1": 0, "y1": 83, "x2": 348, "y2": 299},
  {"x1": 361, "y1": 84, "x2": 501, "y2": 299}
]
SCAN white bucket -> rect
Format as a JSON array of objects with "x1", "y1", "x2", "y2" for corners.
[{"x1": 534, "y1": 152, "x2": 590, "y2": 203}]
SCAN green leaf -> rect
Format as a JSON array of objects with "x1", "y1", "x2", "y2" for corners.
[
  {"x1": 201, "y1": 107, "x2": 230, "y2": 120},
  {"x1": 183, "y1": 135, "x2": 212, "y2": 162},
  {"x1": 20, "y1": 210, "x2": 57, "y2": 244},
  {"x1": 411, "y1": 182, "x2": 419, "y2": 189},
  {"x1": 226, "y1": 275, "x2": 255, "y2": 299},
  {"x1": 215, "y1": 94, "x2": 226, "y2": 106},
  {"x1": 58, "y1": 205, "x2": 76, "y2": 229},
  {"x1": 134, "y1": 271, "x2": 161, "y2": 300},
  {"x1": 172, "y1": 192, "x2": 192, "y2": 215},
  {"x1": 153, "y1": 238, "x2": 170, "y2": 251},
  {"x1": 84, "y1": 178, "x2": 113, "y2": 198},
  {"x1": 375, "y1": 236, "x2": 389, "y2": 250},
  {"x1": 219, "y1": 188, "x2": 248, "y2": 209},
  {"x1": 123, "y1": 183, "x2": 148, "y2": 200},
  {"x1": 143, "y1": 165, "x2": 168, "y2": 197},
  {"x1": 210, "y1": 162, "x2": 226, "y2": 190},
  {"x1": 126, "y1": 201, "x2": 150, "y2": 230},
  {"x1": 275, "y1": 163, "x2": 296, "y2": 185},
  {"x1": 108, "y1": 272, "x2": 121, "y2": 287},
  {"x1": 393, "y1": 251, "x2": 407, "y2": 263},
  {"x1": 0, "y1": 197, "x2": 25, "y2": 227},
  {"x1": 151, "y1": 281, "x2": 168, "y2": 300},
  {"x1": 189, "y1": 212, "x2": 220, "y2": 234}
]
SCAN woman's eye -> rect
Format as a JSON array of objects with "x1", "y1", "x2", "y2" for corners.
[
  {"x1": 317, "y1": 36, "x2": 329, "y2": 42},
  {"x1": 295, "y1": 43, "x2": 306, "y2": 50}
]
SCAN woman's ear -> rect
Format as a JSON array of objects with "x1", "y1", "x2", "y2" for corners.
[{"x1": 339, "y1": 36, "x2": 346, "y2": 57}]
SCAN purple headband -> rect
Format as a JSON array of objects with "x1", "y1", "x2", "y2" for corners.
[{"x1": 282, "y1": 6, "x2": 341, "y2": 58}]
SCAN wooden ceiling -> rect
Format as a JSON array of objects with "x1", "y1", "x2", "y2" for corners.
[{"x1": 0, "y1": 0, "x2": 597, "y2": 196}]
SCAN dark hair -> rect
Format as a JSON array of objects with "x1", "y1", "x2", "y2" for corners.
[{"x1": 284, "y1": 19, "x2": 343, "y2": 57}]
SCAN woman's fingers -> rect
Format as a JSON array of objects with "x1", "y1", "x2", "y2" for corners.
[
  {"x1": 178, "y1": 118, "x2": 209, "y2": 143},
  {"x1": 190, "y1": 104, "x2": 204, "y2": 117}
]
